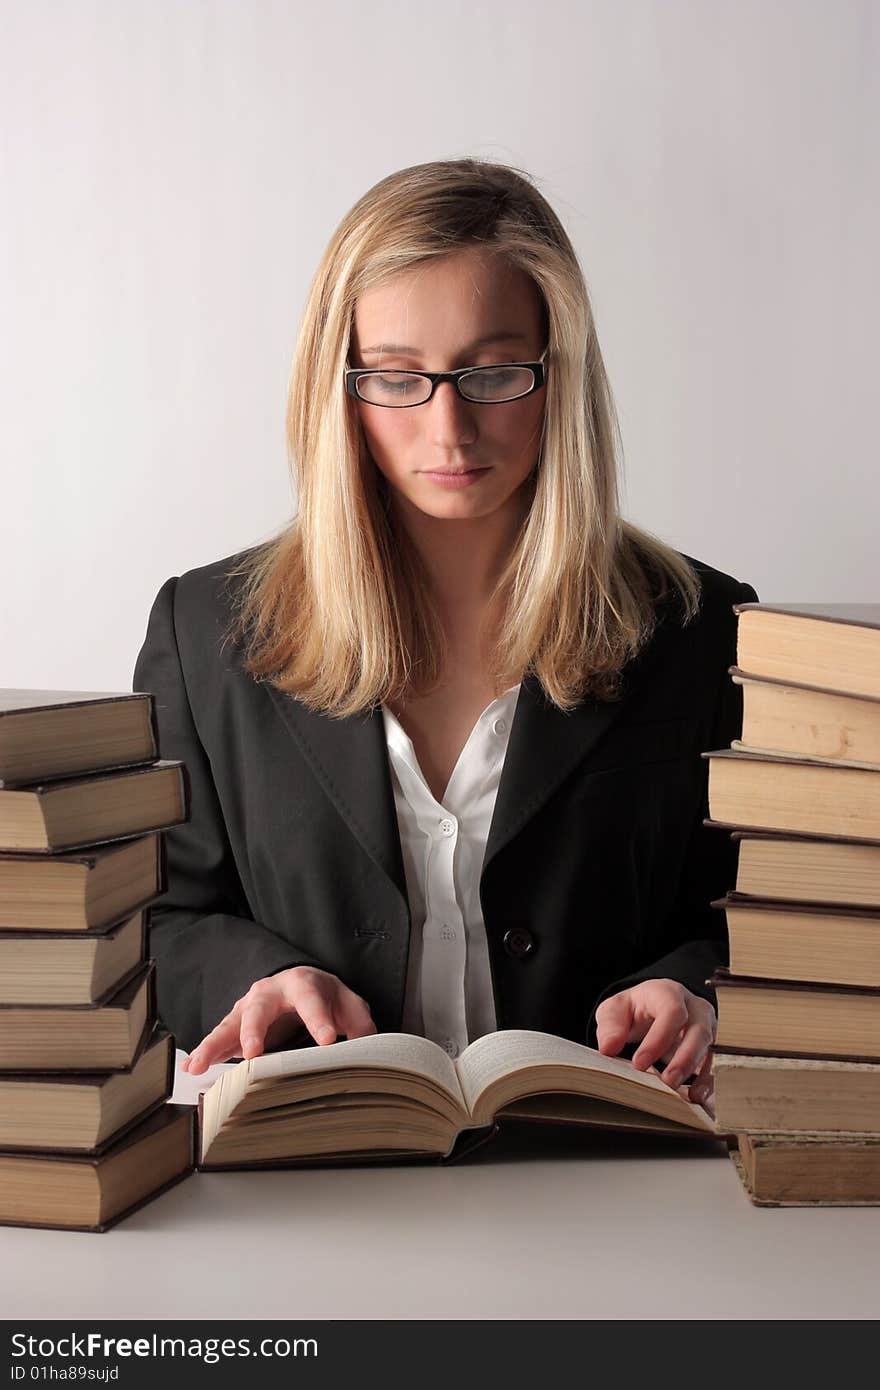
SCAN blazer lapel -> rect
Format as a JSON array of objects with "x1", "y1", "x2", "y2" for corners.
[
  {"x1": 266, "y1": 666, "x2": 633, "y2": 905},
  {"x1": 264, "y1": 684, "x2": 409, "y2": 905},
  {"x1": 481, "y1": 672, "x2": 626, "y2": 876}
]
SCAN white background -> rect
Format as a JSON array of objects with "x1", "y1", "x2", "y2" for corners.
[{"x1": 2, "y1": 0, "x2": 876, "y2": 690}]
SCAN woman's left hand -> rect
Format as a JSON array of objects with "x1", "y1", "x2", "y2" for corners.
[{"x1": 594, "y1": 978, "x2": 716, "y2": 1110}]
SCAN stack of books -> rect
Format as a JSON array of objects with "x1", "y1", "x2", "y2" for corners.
[
  {"x1": 702, "y1": 603, "x2": 880, "y2": 1205},
  {"x1": 0, "y1": 689, "x2": 196, "y2": 1231}
]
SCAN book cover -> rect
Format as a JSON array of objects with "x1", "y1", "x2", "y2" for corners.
[
  {"x1": 704, "y1": 817, "x2": 880, "y2": 847},
  {"x1": 702, "y1": 747, "x2": 880, "y2": 843},
  {"x1": 0, "y1": 760, "x2": 191, "y2": 853},
  {"x1": 0, "y1": 959, "x2": 156, "y2": 1072},
  {"x1": 711, "y1": 967, "x2": 878, "y2": 1061},
  {"x1": 732, "y1": 602, "x2": 880, "y2": 629},
  {"x1": 0, "y1": 908, "x2": 147, "y2": 1005},
  {"x1": 732, "y1": 603, "x2": 880, "y2": 700},
  {"x1": 0, "y1": 1103, "x2": 196, "y2": 1232},
  {"x1": 0, "y1": 689, "x2": 161, "y2": 788},
  {"x1": 728, "y1": 664, "x2": 880, "y2": 704},
  {"x1": 0, "y1": 1024, "x2": 175, "y2": 1155},
  {"x1": 731, "y1": 1131, "x2": 880, "y2": 1207},
  {"x1": 0, "y1": 837, "x2": 167, "y2": 932}
]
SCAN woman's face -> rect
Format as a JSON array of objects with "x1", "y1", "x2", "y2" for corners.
[{"x1": 349, "y1": 248, "x2": 547, "y2": 524}]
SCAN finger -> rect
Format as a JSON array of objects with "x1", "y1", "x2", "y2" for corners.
[
  {"x1": 688, "y1": 1049, "x2": 715, "y2": 1106},
  {"x1": 660, "y1": 1017, "x2": 715, "y2": 1091},
  {"x1": 699, "y1": 1083, "x2": 716, "y2": 1120},
  {"x1": 690, "y1": 1048, "x2": 713, "y2": 1086},
  {"x1": 654, "y1": 1025, "x2": 688, "y2": 1069},
  {"x1": 594, "y1": 993, "x2": 635, "y2": 1056},
  {"x1": 238, "y1": 993, "x2": 290, "y2": 1060},
  {"x1": 630, "y1": 1000, "x2": 689, "y2": 1071},
  {"x1": 182, "y1": 1013, "x2": 245, "y2": 1074},
  {"x1": 287, "y1": 972, "x2": 343, "y2": 1045},
  {"x1": 263, "y1": 1011, "x2": 311, "y2": 1052},
  {"x1": 333, "y1": 986, "x2": 378, "y2": 1041},
  {"x1": 689, "y1": 1057, "x2": 716, "y2": 1117}
]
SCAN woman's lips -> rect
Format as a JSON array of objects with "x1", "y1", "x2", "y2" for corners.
[{"x1": 420, "y1": 468, "x2": 490, "y2": 489}]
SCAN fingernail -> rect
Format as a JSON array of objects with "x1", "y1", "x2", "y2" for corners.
[
  {"x1": 664, "y1": 1070, "x2": 681, "y2": 1088},
  {"x1": 316, "y1": 1025, "x2": 336, "y2": 1043},
  {"x1": 243, "y1": 1036, "x2": 261, "y2": 1054}
]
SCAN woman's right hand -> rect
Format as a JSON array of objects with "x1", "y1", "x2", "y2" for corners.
[{"x1": 180, "y1": 966, "x2": 377, "y2": 1074}]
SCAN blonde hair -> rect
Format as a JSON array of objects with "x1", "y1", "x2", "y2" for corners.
[{"x1": 222, "y1": 157, "x2": 701, "y2": 716}]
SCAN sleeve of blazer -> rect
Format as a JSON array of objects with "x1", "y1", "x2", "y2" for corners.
[
  {"x1": 133, "y1": 575, "x2": 323, "y2": 1053},
  {"x1": 584, "y1": 578, "x2": 760, "y2": 1049}
]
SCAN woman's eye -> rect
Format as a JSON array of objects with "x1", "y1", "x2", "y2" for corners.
[{"x1": 375, "y1": 375, "x2": 414, "y2": 393}]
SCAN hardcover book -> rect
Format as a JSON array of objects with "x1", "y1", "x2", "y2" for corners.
[
  {"x1": 0, "y1": 1103, "x2": 195, "y2": 1231},
  {"x1": 0, "y1": 1024, "x2": 174, "y2": 1153},
  {"x1": 0, "y1": 689, "x2": 159, "y2": 787},
  {"x1": 712, "y1": 1050, "x2": 880, "y2": 1135},
  {"x1": 196, "y1": 1029, "x2": 715, "y2": 1170},
  {"x1": 0, "y1": 959, "x2": 155, "y2": 1071},
  {"x1": 731, "y1": 1131, "x2": 880, "y2": 1207},
  {"x1": 729, "y1": 829, "x2": 880, "y2": 909},
  {"x1": 730, "y1": 666, "x2": 880, "y2": 768},
  {"x1": 0, "y1": 760, "x2": 190, "y2": 852},
  {"x1": 733, "y1": 602, "x2": 880, "y2": 700},
  {"x1": 0, "y1": 907, "x2": 147, "y2": 1005},
  {"x1": 0, "y1": 833, "x2": 166, "y2": 932},
  {"x1": 711, "y1": 892, "x2": 880, "y2": 988},
  {"x1": 711, "y1": 968, "x2": 880, "y2": 1061},
  {"x1": 703, "y1": 746, "x2": 880, "y2": 843}
]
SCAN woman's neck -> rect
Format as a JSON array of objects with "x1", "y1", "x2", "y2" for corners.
[{"x1": 391, "y1": 488, "x2": 530, "y2": 617}]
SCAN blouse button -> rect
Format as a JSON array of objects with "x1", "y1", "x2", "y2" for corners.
[
  {"x1": 439, "y1": 817, "x2": 457, "y2": 837},
  {"x1": 492, "y1": 717, "x2": 507, "y2": 735}
]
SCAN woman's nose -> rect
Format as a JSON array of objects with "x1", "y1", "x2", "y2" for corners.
[{"x1": 425, "y1": 380, "x2": 478, "y2": 443}]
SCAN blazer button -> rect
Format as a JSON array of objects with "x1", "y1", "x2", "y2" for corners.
[{"x1": 503, "y1": 927, "x2": 536, "y2": 959}]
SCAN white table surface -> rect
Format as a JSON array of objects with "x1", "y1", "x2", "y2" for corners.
[{"x1": 2, "y1": 1050, "x2": 878, "y2": 1321}]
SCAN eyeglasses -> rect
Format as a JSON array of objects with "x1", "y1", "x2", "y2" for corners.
[{"x1": 344, "y1": 346, "x2": 549, "y2": 408}]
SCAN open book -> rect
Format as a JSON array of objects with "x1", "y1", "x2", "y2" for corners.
[{"x1": 198, "y1": 1029, "x2": 716, "y2": 1169}]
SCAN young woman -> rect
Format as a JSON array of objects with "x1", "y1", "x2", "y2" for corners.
[{"x1": 133, "y1": 157, "x2": 758, "y2": 1109}]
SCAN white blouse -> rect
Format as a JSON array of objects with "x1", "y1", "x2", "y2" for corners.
[{"x1": 381, "y1": 683, "x2": 521, "y2": 1060}]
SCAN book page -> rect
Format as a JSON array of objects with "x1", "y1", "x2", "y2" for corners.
[
  {"x1": 455, "y1": 1029, "x2": 707, "y2": 1125},
  {"x1": 247, "y1": 1031, "x2": 464, "y2": 1104},
  {"x1": 499, "y1": 1093, "x2": 714, "y2": 1137}
]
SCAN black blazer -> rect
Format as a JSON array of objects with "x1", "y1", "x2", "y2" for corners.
[{"x1": 132, "y1": 547, "x2": 759, "y2": 1056}]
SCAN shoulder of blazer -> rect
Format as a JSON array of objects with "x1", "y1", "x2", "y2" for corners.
[
  {"x1": 172, "y1": 546, "x2": 262, "y2": 640},
  {"x1": 165, "y1": 548, "x2": 267, "y2": 711},
  {"x1": 171, "y1": 546, "x2": 752, "y2": 622},
  {"x1": 677, "y1": 550, "x2": 754, "y2": 607},
  {"x1": 670, "y1": 551, "x2": 757, "y2": 646},
  {"x1": 167, "y1": 541, "x2": 755, "y2": 690},
  {"x1": 615, "y1": 551, "x2": 755, "y2": 708}
]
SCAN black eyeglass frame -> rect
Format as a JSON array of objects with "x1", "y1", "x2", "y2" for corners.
[{"x1": 343, "y1": 346, "x2": 549, "y2": 407}]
